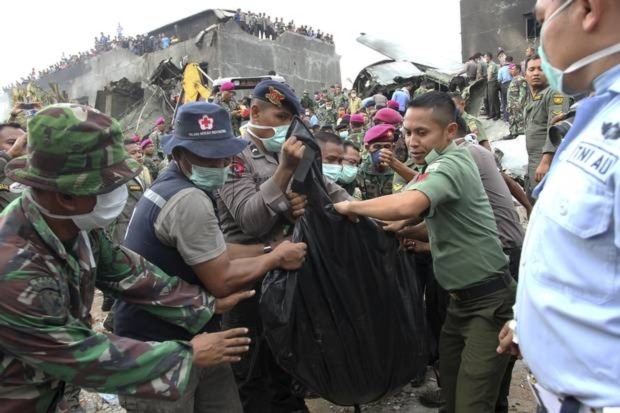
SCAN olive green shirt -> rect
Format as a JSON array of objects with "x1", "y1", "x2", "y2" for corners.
[
  {"x1": 404, "y1": 142, "x2": 508, "y2": 290},
  {"x1": 524, "y1": 86, "x2": 569, "y2": 174}
]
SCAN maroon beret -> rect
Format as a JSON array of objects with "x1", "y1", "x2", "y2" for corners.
[
  {"x1": 387, "y1": 100, "x2": 400, "y2": 110},
  {"x1": 374, "y1": 108, "x2": 403, "y2": 125},
  {"x1": 350, "y1": 114, "x2": 365, "y2": 124},
  {"x1": 364, "y1": 124, "x2": 396, "y2": 144}
]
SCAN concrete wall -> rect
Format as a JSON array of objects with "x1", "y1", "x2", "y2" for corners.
[
  {"x1": 215, "y1": 20, "x2": 341, "y2": 94},
  {"x1": 34, "y1": 19, "x2": 340, "y2": 109},
  {"x1": 460, "y1": 0, "x2": 536, "y2": 62}
]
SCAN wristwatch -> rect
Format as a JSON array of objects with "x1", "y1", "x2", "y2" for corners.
[{"x1": 263, "y1": 244, "x2": 273, "y2": 254}]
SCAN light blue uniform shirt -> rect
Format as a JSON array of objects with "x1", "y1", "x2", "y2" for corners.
[
  {"x1": 391, "y1": 89, "x2": 410, "y2": 112},
  {"x1": 516, "y1": 63, "x2": 620, "y2": 408},
  {"x1": 498, "y1": 65, "x2": 513, "y2": 84}
]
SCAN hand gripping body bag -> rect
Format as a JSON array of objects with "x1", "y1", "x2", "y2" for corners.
[{"x1": 259, "y1": 118, "x2": 428, "y2": 406}]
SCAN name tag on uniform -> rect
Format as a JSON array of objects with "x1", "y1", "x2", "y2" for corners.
[
  {"x1": 567, "y1": 141, "x2": 618, "y2": 182},
  {"x1": 128, "y1": 185, "x2": 142, "y2": 192},
  {"x1": 0, "y1": 184, "x2": 9, "y2": 192}
]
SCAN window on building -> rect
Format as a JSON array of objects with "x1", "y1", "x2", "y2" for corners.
[{"x1": 524, "y1": 13, "x2": 541, "y2": 40}]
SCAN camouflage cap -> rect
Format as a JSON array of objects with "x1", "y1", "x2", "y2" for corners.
[{"x1": 6, "y1": 103, "x2": 141, "y2": 196}]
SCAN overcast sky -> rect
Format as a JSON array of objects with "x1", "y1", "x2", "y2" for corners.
[{"x1": 0, "y1": 0, "x2": 461, "y2": 114}]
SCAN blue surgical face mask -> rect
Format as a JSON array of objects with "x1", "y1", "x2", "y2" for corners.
[
  {"x1": 322, "y1": 163, "x2": 343, "y2": 181},
  {"x1": 339, "y1": 164, "x2": 358, "y2": 184},
  {"x1": 538, "y1": 0, "x2": 620, "y2": 95},
  {"x1": 247, "y1": 122, "x2": 290, "y2": 153},
  {"x1": 190, "y1": 164, "x2": 228, "y2": 192},
  {"x1": 370, "y1": 150, "x2": 382, "y2": 166},
  {"x1": 339, "y1": 131, "x2": 349, "y2": 140}
]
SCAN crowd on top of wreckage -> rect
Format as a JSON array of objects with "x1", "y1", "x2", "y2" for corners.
[
  {"x1": 2, "y1": 8, "x2": 331, "y2": 91},
  {"x1": 0, "y1": 1, "x2": 619, "y2": 412}
]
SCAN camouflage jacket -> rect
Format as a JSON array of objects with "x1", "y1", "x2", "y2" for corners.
[
  {"x1": 507, "y1": 75, "x2": 528, "y2": 110},
  {"x1": 316, "y1": 107, "x2": 337, "y2": 127},
  {"x1": 357, "y1": 158, "x2": 394, "y2": 200},
  {"x1": 0, "y1": 193, "x2": 214, "y2": 413}
]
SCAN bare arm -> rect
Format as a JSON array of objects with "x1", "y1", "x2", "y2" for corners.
[
  {"x1": 334, "y1": 190, "x2": 430, "y2": 222},
  {"x1": 226, "y1": 243, "x2": 265, "y2": 259},
  {"x1": 501, "y1": 173, "x2": 532, "y2": 217},
  {"x1": 191, "y1": 241, "x2": 306, "y2": 298}
]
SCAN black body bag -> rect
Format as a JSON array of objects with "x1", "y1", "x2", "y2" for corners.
[{"x1": 259, "y1": 118, "x2": 428, "y2": 406}]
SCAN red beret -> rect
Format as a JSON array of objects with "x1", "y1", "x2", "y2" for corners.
[
  {"x1": 350, "y1": 114, "x2": 365, "y2": 124},
  {"x1": 374, "y1": 108, "x2": 402, "y2": 125},
  {"x1": 387, "y1": 100, "x2": 400, "y2": 110},
  {"x1": 364, "y1": 124, "x2": 396, "y2": 144},
  {"x1": 221, "y1": 81, "x2": 235, "y2": 91}
]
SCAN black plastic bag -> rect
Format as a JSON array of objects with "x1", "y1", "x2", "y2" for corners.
[{"x1": 259, "y1": 118, "x2": 428, "y2": 406}]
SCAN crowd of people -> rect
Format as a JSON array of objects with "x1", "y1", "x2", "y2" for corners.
[
  {"x1": 2, "y1": 30, "x2": 181, "y2": 91},
  {"x1": 0, "y1": 1, "x2": 619, "y2": 413},
  {"x1": 3, "y1": 9, "x2": 332, "y2": 92},
  {"x1": 233, "y1": 9, "x2": 334, "y2": 43}
]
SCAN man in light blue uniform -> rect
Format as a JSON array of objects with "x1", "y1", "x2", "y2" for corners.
[{"x1": 497, "y1": 0, "x2": 620, "y2": 411}]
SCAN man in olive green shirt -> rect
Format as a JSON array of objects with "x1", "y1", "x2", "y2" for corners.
[
  {"x1": 523, "y1": 55, "x2": 570, "y2": 197},
  {"x1": 335, "y1": 92, "x2": 515, "y2": 413}
]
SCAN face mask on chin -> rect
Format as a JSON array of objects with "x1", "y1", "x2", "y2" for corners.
[{"x1": 538, "y1": 0, "x2": 620, "y2": 95}]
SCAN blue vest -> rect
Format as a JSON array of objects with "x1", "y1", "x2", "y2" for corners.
[{"x1": 115, "y1": 162, "x2": 220, "y2": 342}]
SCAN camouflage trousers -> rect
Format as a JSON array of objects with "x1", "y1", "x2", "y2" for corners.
[{"x1": 507, "y1": 108, "x2": 525, "y2": 136}]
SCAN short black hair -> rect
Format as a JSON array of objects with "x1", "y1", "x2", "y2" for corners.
[
  {"x1": 124, "y1": 138, "x2": 138, "y2": 146},
  {"x1": 0, "y1": 122, "x2": 24, "y2": 133},
  {"x1": 485, "y1": 52, "x2": 493, "y2": 59},
  {"x1": 344, "y1": 140, "x2": 360, "y2": 152},
  {"x1": 315, "y1": 131, "x2": 343, "y2": 147},
  {"x1": 455, "y1": 115, "x2": 470, "y2": 138},
  {"x1": 525, "y1": 54, "x2": 541, "y2": 70},
  {"x1": 407, "y1": 91, "x2": 458, "y2": 127}
]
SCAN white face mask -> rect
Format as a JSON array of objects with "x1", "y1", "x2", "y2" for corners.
[
  {"x1": 539, "y1": 0, "x2": 620, "y2": 94},
  {"x1": 28, "y1": 185, "x2": 129, "y2": 231}
]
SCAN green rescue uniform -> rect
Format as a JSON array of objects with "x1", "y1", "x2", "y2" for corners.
[{"x1": 404, "y1": 142, "x2": 515, "y2": 413}]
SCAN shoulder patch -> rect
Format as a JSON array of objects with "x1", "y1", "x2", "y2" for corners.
[
  {"x1": 553, "y1": 95, "x2": 565, "y2": 105},
  {"x1": 230, "y1": 156, "x2": 246, "y2": 177},
  {"x1": 602, "y1": 122, "x2": 620, "y2": 141}
]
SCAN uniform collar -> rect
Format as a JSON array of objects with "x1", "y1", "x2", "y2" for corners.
[
  {"x1": 21, "y1": 190, "x2": 83, "y2": 274},
  {"x1": 425, "y1": 141, "x2": 456, "y2": 164},
  {"x1": 593, "y1": 62, "x2": 620, "y2": 95}
]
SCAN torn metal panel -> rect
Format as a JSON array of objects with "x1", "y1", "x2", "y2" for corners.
[{"x1": 365, "y1": 61, "x2": 424, "y2": 86}]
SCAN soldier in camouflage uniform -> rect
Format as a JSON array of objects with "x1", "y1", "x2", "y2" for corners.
[
  {"x1": 0, "y1": 123, "x2": 27, "y2": 211},
  {"x1": 149, "y1": 116, "x2": 167, "y2": 155},
  {"x1": 357, "y1": 124, "x2": 398, "y2": 199},
  {"x1": 215, "y1": 82, "x2": 243, "y2": 135},
  {"x1": 451, "y1": 93, "x2": 492, "y2": 151},
  {"x1": 316, "y1": 98, "x2": 338, "y2": 127},
  {"x1": 332, "y1": 83, "x2": 348, "y2": 111},
  {"x1": 0, "y1": 103, "x2": 251, "y2": 413},
  {"x1": 347, "y1": 114, "x2": 366, "y2": 150},
  {"x1": 300, "y1": 89, "x2": 315, "y2": 110},
  {"x1": 506, "y1": 64, "x2": 528, "y2": 138}
]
